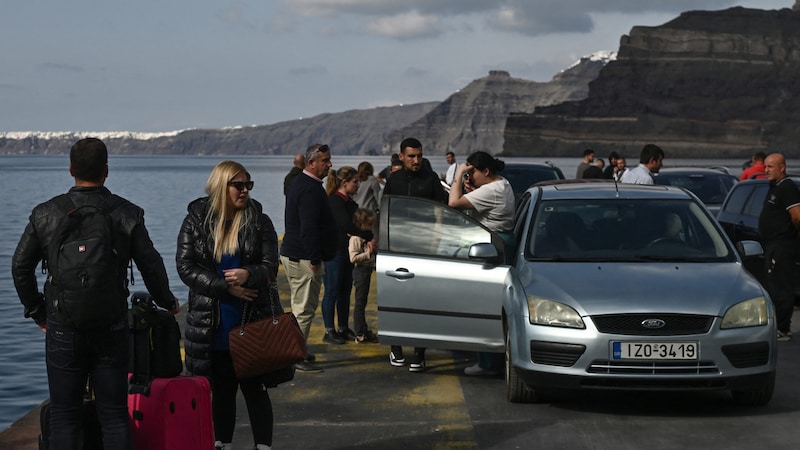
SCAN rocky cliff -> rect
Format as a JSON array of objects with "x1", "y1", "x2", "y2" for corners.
[
  {"x1": 0, "y1": 57, "x2": 605, "y2": 156},
  {"x1": 503, "y1": 6, "x2": 800, "y2": 158},
  {"x1": 385, "y1": 55, "x2": 609, "y2": 156}
]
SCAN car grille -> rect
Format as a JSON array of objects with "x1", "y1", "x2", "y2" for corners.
[
  {"x1": 721, "y1": 342, "x2": 770, "y2": 368},
  {"x1": 591, "y1": 314, "x2": 713, "y2": 336},
  {"x1": 530, "y1": 341, "x2": 586, "y2": 367},
  {"x1": 586, "y1": 359, "x2": 719, "y2": 375}
]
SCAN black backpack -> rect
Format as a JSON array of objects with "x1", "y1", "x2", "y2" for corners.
[{"x1": 45, "y1": 195, "x2": 129, "y2": 330}]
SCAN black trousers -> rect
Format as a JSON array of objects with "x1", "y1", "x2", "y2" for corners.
[
  {"x1": 210, "y1": 351, "x2": 273, "y2": 446},
  {"x1": 764, "y1": 240, "x2": 798, "y2": 333}
]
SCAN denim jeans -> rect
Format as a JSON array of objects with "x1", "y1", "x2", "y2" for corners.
[
  {"x1": 46, "y1": 315, "x2": 131, "y2": 450},
  {"x1": 322, "y1": 251, "x2": 354, "y2": 330}
]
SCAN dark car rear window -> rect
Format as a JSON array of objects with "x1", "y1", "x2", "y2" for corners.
[
  {"x1": 504, "y1": 166, "x2": 563, "y2": 193},
  {"x1": 654, "y1": 173, "x2": 736, "y2": 204}
]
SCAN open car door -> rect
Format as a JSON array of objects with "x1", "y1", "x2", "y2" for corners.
[{"x1": 376, "y1": 195, "x2": 510, "y2": 353}]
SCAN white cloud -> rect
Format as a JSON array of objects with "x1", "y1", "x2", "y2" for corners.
[
  {"x1": 366, "y1": 10, "x2": 442, "y2": 39},
  {"x1": 281, "y1": 0, "x2": 756, "y2": 38}
]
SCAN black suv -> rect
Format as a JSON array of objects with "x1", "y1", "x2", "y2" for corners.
[
  {"x1": 653, "y1": 167, "x2": 738, "y2": 216},
  {"x1": 716, "y1": 177, "x2": 800, "y2": 301},
  {"x1": 502, "y1": 162, "x2": 565, "y2": 194}
]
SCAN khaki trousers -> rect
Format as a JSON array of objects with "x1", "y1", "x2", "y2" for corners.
[{"x1": 280, "y1": 256, "x2": 324, "y2": 340}]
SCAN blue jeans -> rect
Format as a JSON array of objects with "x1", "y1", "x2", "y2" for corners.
[
  {"x1": 46, "y1": 315, "x2": 131, "y2": 450},
  {"x1": 322, "y1": 251, "x2": 354, "y2": 331}
]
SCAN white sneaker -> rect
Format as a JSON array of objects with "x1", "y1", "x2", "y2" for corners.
[{"x1": 464, "y1": 363, "x2": 499, "y2": 376}]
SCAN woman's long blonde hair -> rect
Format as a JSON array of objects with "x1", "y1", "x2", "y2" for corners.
[{"x1": 205, "y1": 160, "x2": 253, "y2": 262}]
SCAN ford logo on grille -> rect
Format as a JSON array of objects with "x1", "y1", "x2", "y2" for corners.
[{"x1": 641, "y1": 319, "x2": 666, "y2": 329}]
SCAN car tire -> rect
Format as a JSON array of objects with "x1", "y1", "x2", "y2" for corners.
[
  {"x1": 505, "y1": 326, "x2": 538, "y2": 403},
  {"x1": 730, "y1": 371, "x2": 775, "y2": 406}
]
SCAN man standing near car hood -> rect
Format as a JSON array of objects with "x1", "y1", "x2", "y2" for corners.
[
  {"x1": 621, "y1": 144, "x2": 664, "y2": 185},
  {"x1": 759, "y1": 152, "x2": 800, "y2": 341}
]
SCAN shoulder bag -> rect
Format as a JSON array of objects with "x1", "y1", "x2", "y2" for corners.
[{"x1": 228, "y1": 283, "x2": 306, "y2": 381}]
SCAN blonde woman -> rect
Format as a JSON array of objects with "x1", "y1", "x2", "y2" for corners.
[{"x1": 176, "y1": 160, "x2": 278, "y2": 450}]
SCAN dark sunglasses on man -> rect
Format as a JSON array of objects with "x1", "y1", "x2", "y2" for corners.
[{"x1": 228, "y1": 180, "x2": 254, "y2": 191}]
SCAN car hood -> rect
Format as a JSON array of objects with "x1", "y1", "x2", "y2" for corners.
[{"x1": 521, "y1": 261, "x2": 765, "y2": 317}]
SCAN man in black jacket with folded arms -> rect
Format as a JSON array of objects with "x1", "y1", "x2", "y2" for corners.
[{"x1": 12, "y1": 137, "x2": 178, "y2": 450}]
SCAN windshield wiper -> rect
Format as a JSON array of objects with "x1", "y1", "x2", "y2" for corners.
[{"x1": 631, "y1": 254, "x2": 708, "y2": 262}]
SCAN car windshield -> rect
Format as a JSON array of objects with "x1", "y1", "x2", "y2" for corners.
[
  {"x1": 655, "y1": 173, "x2": 735, "y2": 204},
  {"x1": 527, "y1": 199, "x2": 734, "y2": 262}
]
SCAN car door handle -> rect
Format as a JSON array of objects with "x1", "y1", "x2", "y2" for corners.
[{"x1": 385, "y1": 268, "x2": 415, "y2": 280}]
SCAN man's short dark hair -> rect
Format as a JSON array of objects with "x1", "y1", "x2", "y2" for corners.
[
  {"x1": 446, "y1": 151, "x2": 455, "y2": 158},
  {"x1": 400, "y1": 138, "x2": 422, "y2": 154},
  {"x1": 639, "y1": 144, "x2": 665, "y2": 164},
  {"x1": 70, "y1": 138, "x2": 108, "y2": 182},
  {"x1": 583, "y1": 148, "x2": 595, "y2": 158},
  {"x1": 753, "y1": 151, "x2": 767, "y2": 162}
]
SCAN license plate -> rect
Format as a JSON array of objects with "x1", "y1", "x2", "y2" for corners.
[{"x1": 612, "y1": 342, "x2": 698, "y2": 360}]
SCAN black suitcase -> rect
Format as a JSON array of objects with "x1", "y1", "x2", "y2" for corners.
[
  {"x1": 39, "y1": 390, "x2": 103, "y2": 450},
  {"x1": 128, "y1": 291, "x2": 183, "y2": 388}
]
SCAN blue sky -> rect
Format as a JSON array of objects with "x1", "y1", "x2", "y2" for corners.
[{"x1": 0, "y1": 0, "x2": 791, "y2": 133}]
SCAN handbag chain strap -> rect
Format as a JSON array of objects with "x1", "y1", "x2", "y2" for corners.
[{"x1": 237, "y1": 282, "x2": 280, "y2": 336}]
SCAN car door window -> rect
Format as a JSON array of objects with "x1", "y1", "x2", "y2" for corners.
[
  {"x1": 743, "y1": 185, "x2": 769, "y2": 218},
  {"x1": 721, "y1": 185, "x2": 752, "y2": 215},
  {"x1": 385, "y1": 196, "x2": 492, "y2": 259}
]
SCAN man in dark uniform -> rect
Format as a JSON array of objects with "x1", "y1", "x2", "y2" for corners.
[
  {"x1": 759, "y1": 152, "x2": 800, "y2": 341},
  {"x1": 383, "y1": 138, "x2": 447, "y2": 372}
]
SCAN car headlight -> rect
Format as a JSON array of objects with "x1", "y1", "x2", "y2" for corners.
[
  {"x1": 527, "y1": 296, "x2": 585, "y2": 329},
  {"x1": 720, "y1": 297, "x2": 768, "y2": 329}
]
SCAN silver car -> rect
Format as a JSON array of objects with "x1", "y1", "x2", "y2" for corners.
[{"x1": 377, "y1": 183, "x2": 776, "y2": 405}]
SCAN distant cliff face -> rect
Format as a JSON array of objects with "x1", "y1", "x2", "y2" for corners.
[
  {"x1": 385, "y1": 57, "x2": 608, "y2": 156},
  {"x1": 503, "y1": 7, "x2": 800, "y2": 159},
  {"x1": 0, "y1": 57, "x2": 605, "y2": 156},
  {"x1": 0, "y1": 103, "x2": 438, "y2": 156}
]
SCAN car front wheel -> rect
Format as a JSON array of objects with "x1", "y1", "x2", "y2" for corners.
[
  {"x1": 505, "y1": 326, "x2": 538, "y2": 403},
  {"x1": 730, "y1": 371, "x2": 775, "y2": 406}
]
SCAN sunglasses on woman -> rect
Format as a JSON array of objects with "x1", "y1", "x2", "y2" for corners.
[{"x1": 228, "y1": 180, "x2": 254, "y2": 191}]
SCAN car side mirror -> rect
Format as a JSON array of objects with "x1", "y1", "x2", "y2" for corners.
[
  {"x1": 736, "y1": 240, "x2": 764, "y2": 258},
  {"x1": 468, "y1": 242, "x2": 502, "y2": 264}
]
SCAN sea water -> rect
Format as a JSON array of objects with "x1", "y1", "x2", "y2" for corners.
[{"x1": 0, "y1": 153, "x2": 757, "y2": 430}]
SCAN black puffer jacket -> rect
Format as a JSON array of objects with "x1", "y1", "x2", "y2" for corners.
[
  {"x1": 176, "y1": 197, "x2": 279, "y2": 377},
  {"x1": 12, "y1": 186, "x2": 176, "y2": 325}
]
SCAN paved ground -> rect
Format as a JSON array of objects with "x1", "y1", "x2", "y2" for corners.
[{"x1": 3, "y1": 270, "x2": 800, "y2": 450}]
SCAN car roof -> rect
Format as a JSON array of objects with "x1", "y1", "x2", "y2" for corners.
[
  {"x1": 528, "y1": 182, "x2": 695, "y2": 201},
  {"x1": 733, "y1": 176, "x2": 800, "y2": 185},
  {"x1": 503, "y1": 161, "x2": 560, "y2": 169},
  {"x1": 654, "y1": 167, "x2": 735, "y2": 177}
]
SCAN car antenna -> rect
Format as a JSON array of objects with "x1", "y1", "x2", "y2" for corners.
[{"x1": 613, "y1": 176, "x2": 620, "y2": 198}]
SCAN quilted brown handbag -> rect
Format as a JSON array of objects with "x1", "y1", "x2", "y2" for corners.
[{"x1": 228, "y1": 284, "x2": 306, "y2": 380}]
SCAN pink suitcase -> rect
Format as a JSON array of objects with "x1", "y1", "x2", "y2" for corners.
[{"x1": 128, "y1": 376, "x2": 214, "y2": 450}]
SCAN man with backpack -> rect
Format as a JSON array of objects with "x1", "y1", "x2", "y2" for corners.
[{"x1": 11, "y1": 138, "x2": 179, "y2": 450}]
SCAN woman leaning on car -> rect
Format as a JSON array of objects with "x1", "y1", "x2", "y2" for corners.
[{"x1": 448, "y1": 151, "x2": 516, "y2": 377}]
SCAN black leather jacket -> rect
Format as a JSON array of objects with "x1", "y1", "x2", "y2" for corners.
[
  {"x1": 11, "y1": 186, "x2": 176, "y2": 325},
  {"x1": 176, "y1": 197, "x2": 279, "y2": 377}
]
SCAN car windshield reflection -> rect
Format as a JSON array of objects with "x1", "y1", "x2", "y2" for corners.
[
  {"x1": 385, "y1": 196, "x2": 492, "y2": 258},
  {"x1": 527, "y1": 199, "x2": 734, "y2": 262}
]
